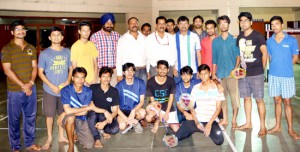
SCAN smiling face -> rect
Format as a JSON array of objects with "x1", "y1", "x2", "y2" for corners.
[
  {"x1": 11, "y1": 25, "x2": 27, "y2": 39},
  {"x1": 123, "y1": 66, "x2": 135, "y2": 79},
  {"x1": 156, "y1": 64, "x2": 169, "y2": 77},
  {"x1": 100, "y1": 72, "x2": 111, "y2": 85},
  {"x1": 128, "y1": 18, "x2": 139, "y2": 33},
  {"x1": 72, "y1": 72, "x2": 86, "y2": 88},
  {"x1": 178, "y1": 20, "x2": 189, "y2": 33},
  {"x1": 271, "y1": 19, "x2": 283, "y2": 34},
  {"x1": 206, "y1": 23, "x2": 216, "y2": 36},
  {"x1": 156, "y1": 19, "x2": 166, "y2": 33},
  {"x1": 199, "y1": 69, "x2": 211, "y2": 83},
  {"x1": 219, "y1": 19, "x2": 229, "y2": 33},
  {"x1": 49, "y1": 31, "x2": 63, "y2": 45}
]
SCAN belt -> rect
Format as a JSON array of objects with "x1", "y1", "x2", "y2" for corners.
[{"x1": 135, "y1": 66, "x2": 146, "y2": 70}]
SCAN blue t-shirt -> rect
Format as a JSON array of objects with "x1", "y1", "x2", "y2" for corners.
[
  {"x1": 212, "y1": 34, "x2": 240, "y2": 79},
  {"x1": 175, "y1": 79, "x2": 201, "y2": 103},
  {"x1": 115, "y1": 77, "x2": 146, "y2": 111},
  {"x1": 61, "y1": 84, "x2": 92, "y2": 120},
  {"x1": 38, "y1": 47, "x2": 71, "y2": 96},
  {"x1": 267, "y1": 33, "x2": 299, "y2": 77}
]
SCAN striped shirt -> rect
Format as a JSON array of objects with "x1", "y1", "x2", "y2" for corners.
[
  {"x1": 90, "y1": 29, "x2": 120, "y2": 68},
  {"x1": 1, "y1": 40, "x2": 37, "y2": 92},
  {"x1": 191, "y1": 81, "x2": 225, "y2": 122}
]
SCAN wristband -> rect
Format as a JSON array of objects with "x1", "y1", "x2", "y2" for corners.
[{"x1": 29, "y1": 80, "x2": 34, "y2": 85}]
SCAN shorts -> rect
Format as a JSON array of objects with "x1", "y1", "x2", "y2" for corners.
[
  {"x1": 121, "y1": 109, "x2": 131, "y2": 117},
  {"x1": 238, "y1": 74, "x2": 264, "y2": 99},
  {"x1": 268, "y1": 75, "x2": 295, "y2": 98},
  {"x1": 42, "y1": 91, "x2": 64, "y2": 117},
  {"x1": 161, "y1": 110, "x2": 179, "y2": 124},
  {"x1": 75, "y1": 119, "x2": 94, "y2": 149}
]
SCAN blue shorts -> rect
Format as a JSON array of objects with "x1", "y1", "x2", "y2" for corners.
[
  {"x1": 238, "y1": 74, "x2": 264, "y2": 99},
  {"x1": 268, "y1": 75, "x2": 295, "y2": 98}
]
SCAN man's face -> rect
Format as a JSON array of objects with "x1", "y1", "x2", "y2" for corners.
[
  {"x1": 49, "y1": 31, "x2": 63, "y2": 44},
  {"x1": 156, "y1": 64, "x2": 169, "y2": 77},
  {"x1": 181, "y1": 73, "x2": 193, "y2": 83},
  {"x1": 11, "y1": 25, "x2": 26, "y2": 39},
  {"x1": 178, "y1": 20, "x2": 189, "y2": 33},
  {"x1": 271, "y1": 20, "x2": 283, "y2": 34},
  {"x1": 128, "y1": 18, "x2": 139, "y2": 33},
  {"x1": 199, "y1": 69, "x2": 210, "y2": 82},
  {"x1": 166, "y1": 22, "x2": 175, "y2": 33},
  {"x1": 103, "y1": 20, "x2": 114, "y2": 32},
  {"x1": 193, "y1": 18, "x2": 203, "y2": 29},
  {"x1": 239, "y1": 16, "x2": 252, "y2": 31},
  {"x1": 72, "y1": 72, "x2": 86, "y2": 88},
  {"x1": 123, "y1": 67, "x2": 135, "y2": 79},
  {"x1": 142, "y1": 26, "x2": 151, "y2": 36},
  {"x1": 219, "y1": 20, "x2": 229, "y2": 32},
  {"x1": 79, "y1": 25, "x2": 91, "y2": 39},
  {"x1": 156, "y1": 19, "x2": 166, "y2": 33},
  {"x1": 100, "y1": 72, "x2": 111, "y2": 85},
  {"x1": 206, "y1": 24, "x2": 216, "y2": 36}
]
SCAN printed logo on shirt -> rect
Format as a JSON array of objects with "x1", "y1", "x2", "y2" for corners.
[
  {"x1": 50, "y1": 55, "x2": 68, "y2": 75},
  {"x1": 282, "y1": 44, "x2": 289, "y2": 48},
  {"x1": 27, "y1": 48, "x2": 33, "y2": 55},
  {"x1": 106, "y1": 97, "x2": 112, "y2": 102},
  {"x1": 239, "y1": 38, "x2": 256, "y2": 63},
  {"x1": 296, "y1": 49, "x2": 299, "y2": 52}
]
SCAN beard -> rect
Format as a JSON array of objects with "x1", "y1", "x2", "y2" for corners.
[{"x1": 103, "y1": 26, "x2": 113, "y2": 32}]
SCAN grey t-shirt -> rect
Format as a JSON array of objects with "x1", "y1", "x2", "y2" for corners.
[{"x1": 38, "y1": 47, "x2": 71, "y2": 96}]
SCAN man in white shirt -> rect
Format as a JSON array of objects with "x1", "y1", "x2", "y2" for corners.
[
  {"x1": 174, "y1": 16, "x2": 201, "y2": 84},
  {"x1": 145, "y1": 16, "x2": 177, "y2": 79},
  {"x1": 116, "y1": 17, "x2": 147, "y2": 83}
]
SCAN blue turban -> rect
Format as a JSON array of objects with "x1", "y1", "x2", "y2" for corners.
[{"x1": 100, "y1": 13, "x2": 115, "y2": 25}]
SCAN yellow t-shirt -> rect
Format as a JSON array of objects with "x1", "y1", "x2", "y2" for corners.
[{"x1": 71, "y1": 40, "x2": 98, "y2": 83}]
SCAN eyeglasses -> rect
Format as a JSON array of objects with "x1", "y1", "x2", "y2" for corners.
[
  {"x1": 14, "y1": 28, "x2": 27, "y2": 32},
  {"x1": 155, "y1": 32, "x2": 169, "y2": 45}
]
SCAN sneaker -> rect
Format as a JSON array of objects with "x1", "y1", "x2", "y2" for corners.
[
  {"x1": 134, "y1": 122, "x2": 143, "y2": 133},
  {"x1": 121, "y1": 124, "x2": 133, "y2": 134}
]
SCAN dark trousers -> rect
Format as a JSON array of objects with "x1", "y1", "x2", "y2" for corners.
[
  {"x1": 87, "y1": 111, "x2": 119, "y2": 140},
  {"x1": 175, "y1": 120, "x2": 224, "y2": 145},
  {"x1": 7, "y1": 86, "x2": 37, "y2": 151}
]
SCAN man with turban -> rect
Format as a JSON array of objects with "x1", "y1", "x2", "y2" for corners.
[{"x1": 90, "y1": 13, "x2": 121, "y2": 87}]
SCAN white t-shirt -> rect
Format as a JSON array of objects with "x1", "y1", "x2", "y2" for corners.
[{"x1": 191, "y1": 81, "x2": 224, "y2": 122}]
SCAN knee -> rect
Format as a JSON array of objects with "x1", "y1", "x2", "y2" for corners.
[
  {"x1": 111, "y1": 123, "x2": 120, "y2": 134},
  {"x1": 136, "y1": 108, "x2": 146, "y2": 120},
  {"x1": 213, "y1": 134, "x2": 224, "y2": 145},
  {"x1": 118, "y1": 122, "x2": 127, "y2": 131},
  {"x1": 66, "y1": 116, "x2": 75, "y2": 125},
  {"x1": 274, "y1": 97, "x2": 282, "y2": 104}
]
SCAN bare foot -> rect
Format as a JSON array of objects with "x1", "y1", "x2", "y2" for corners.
[
  {"x1": 58, "y1": 137, "x2": 69, "y2": 143},
  {"x1": 288, "y1": 130, "x2": 300, "y2": 140},
  {"x1": 103, "y1": 133, "x2": 111, "y2": 139},
  {"x1": 95, "y1": 122, "x2": 106, "y2": 130},
  {"x1": 27, "y1": 144, "x2": 41, "y2": 151},
  {"x1": 94, "y1": 139, "x2": 103, "y2": 148},
  {"x1": 151, "y1": 126, "x2": 158, "y2": 133},
  {"x1": 231, "y1": 122, "x2": 238, "y2": 130},
  {"x1": 237, "y1": 123, "x2": 253, "y2": 130},
  {"x1": 42, "y1": 139, "x2": 52, "y2": 150},
  {"x1": 267, "y1": 126, "x2": 281, "y2": 134},
  {"x1": 258, "y1": 129, "x2": 267, "y2": 137},
  {"x1": 74, "y1": 132, "x2": 78, "y2": 142},
  {"x1": 219, "y1": 120, "x2": 228, "y2": 126}
]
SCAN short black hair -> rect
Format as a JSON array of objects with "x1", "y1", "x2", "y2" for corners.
[
  {"x1": 141, "y1": 23, "x2": 151, "y2": 31},
  {"x1": 11, "y1": 20, "x2": 26, "y2": 31},
  {"x1": 166, "y1": 18, "x2": 175, "y2": 24},
  {"x1": 156, "y1": 16, "x2": 167, "y2": 24},
  {"x1": 79, "y1": 21, "x2": 92, "y2": 30},
  {"x1": 99, "y1": 67, "x2": 113, "y2": 77},
  {"x1": 157, "y1": 60, "x2": 169, "y2": 69},
  {"x1": 180, "y1": 66, "x2": 193, "y2": 75},
  {"x1": 217, "y1": 15, "x2": 231, "y2": 24},
  {"x1": 205, "y1": 20, "x2": 217, "y2": 28},
  {"x1": 197, "y1": 64, "x2": 210, "y2": 72},
  {"x1": 72, "y1": 67, "x2": 87, "y2": 77},
  {"x1": 193, "y1": 15, "x2": 204, "y2": 23},
  {"x1": 238, "y1": 12, "x2": 252, "y2": 21},
  {"x1": 50, "y1": 26, "x2": 64, "y2": 36},
  {"x1": 122, "y1": 63, "x2": 136, "y2": 72},
  {"x1": 177, "y1": 16, "x2": 189, "y2": 24},
  {"x1": 128, "y1": 17, "x2": 139, "y2": 24},
  {"x1": 270, "y1": 16, "x2": 283, "y2": 24}
]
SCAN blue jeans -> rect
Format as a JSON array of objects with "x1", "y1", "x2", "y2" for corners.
[{"x1": 8, "y1": 86, "x2": 37, "y2": 151}]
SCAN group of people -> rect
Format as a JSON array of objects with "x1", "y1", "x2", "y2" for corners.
[{"x1": 1, "y1": 11, "x2": 299, "y2": 152}]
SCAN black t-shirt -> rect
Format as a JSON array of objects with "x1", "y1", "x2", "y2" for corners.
[
  {"x1": 236, "y1": 30, "x2": 266, "y2": 76},
  {"x1": 90, "y1": 84, "x2": 120, "y2": 113},
  {"x1": 146, "y1": 76, "x2": 176, "y2": 111}
]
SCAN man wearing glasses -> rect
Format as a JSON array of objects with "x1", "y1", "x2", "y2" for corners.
[
  {"x1": 145, "y1": 16, "x2": 177, "y2": 79},
  {"x1": 1, "y1": 20, "x2": 41, "y2": 151}
]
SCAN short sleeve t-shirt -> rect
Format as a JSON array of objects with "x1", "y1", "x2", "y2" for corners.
[
  {"x1": 38, "y1": 47, "x2": 71, "y2": 96},
  {"x1": 267, "y1": 33, "x2": 299, "y2": 77},
  {"x1": 115, "y1": 77, "x2": 146, "y2": 111},
  {"x1": 175, "y1": 79, "x2": 201, "y2": 103},
  {"x1": 237, "y1": 30, "x2": 266, "y2": 76},
  {"x1": 71, "y1": 40, "x2": 98, "y2": 83},
  {"x1": 61, "y1": 84, "x2": 92, "y2": 120},
  {"x1": 191, "y1": 82, "x2": 225, "y2": 122},
  {"x1": 146, "y1": 76, "x2": 176, "y2": 111},
  {"x1": 90, "y1": 84, "x2": 120, "y2": 113}
]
